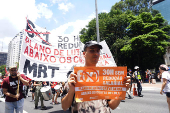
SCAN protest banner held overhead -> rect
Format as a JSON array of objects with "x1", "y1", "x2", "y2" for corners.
[
  {"x1": 18, "y1": 18, "x2": 117, "y2": 82},
  {"x1": 74, "y1": 67, "x2": 127, "y2": 102}
]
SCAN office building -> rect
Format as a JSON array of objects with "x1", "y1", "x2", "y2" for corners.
[
  {"x1": 152, "y1": 0, "x2": 170, "y2": 24},
  {"x1": 6, "y1": 30, "x2": 24, "y2": 68},
  {"x1": 0, "y1": 52, "x2": 7, "y2": 66}
]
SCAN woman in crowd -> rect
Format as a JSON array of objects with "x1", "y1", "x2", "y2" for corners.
[
  {"x1": 146, "y1": 69, "x2": 151, "y2": 84},
  {"x1": 159, "y1": 64, "x2": 170, "y2": 112},
  {"x1": 50, "y1": 82, "x2": 60, "y2": 104}
]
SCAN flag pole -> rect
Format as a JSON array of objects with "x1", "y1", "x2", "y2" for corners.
[{"x1": 95, "y1": 0, "x2": 100, "y2": 43}]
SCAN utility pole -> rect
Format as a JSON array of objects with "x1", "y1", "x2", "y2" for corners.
[
  {"x1": 1, "y1": 41, "x2": 3, "y2": 52},
  {"x1": 95, "y1": 0, "x2": 100, "y2": 43}
]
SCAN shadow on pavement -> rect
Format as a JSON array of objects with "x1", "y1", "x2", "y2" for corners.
[
  {"x1": 46, "y1": 106, "x2": 53, "y2": 110},
  {"x1": 48, "y1": 110, "x2": 71, "y2": 113}
]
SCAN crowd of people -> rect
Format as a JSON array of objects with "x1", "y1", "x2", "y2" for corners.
[{"x1": 1, "y1": 40, "x2": 170, "y2": 113}]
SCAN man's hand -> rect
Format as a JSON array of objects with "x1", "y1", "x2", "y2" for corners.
[
  {"x1": 160, "y1": 89, "x2": 163, "y2": 95},
  {"x1": 68, "y1": 73, "x2": 77, "y2": 93},
  {"x1": 17, "y1": 72, "x2": 21, "y2": 79},
  {"x1": 15, "y1": 93, "x2": 20, "y2": 99}
]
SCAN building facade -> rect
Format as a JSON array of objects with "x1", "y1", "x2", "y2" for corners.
[
  {"x1": 164, "y1": 47, "x2": 170, "y2": 67},
  {"x1": 152, "y1": 0, "x2": 170, "y2": 24},
  {"x1": 0, "y1": 52, "x2": 7, "y2": 66},
  {"x1": 152, "y1": 0, "x2": 170, "y2": 66},
  {"x1": 6, "y1": 30, "x2": 24, "y2": 68}
]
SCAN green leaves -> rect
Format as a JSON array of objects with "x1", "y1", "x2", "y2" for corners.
[
  {"x1": 79, "y1": 0, "x2": 170, "y2": 70},
  {"x1": 0, "y1": 65, "x2": 6, "y2": 76}
]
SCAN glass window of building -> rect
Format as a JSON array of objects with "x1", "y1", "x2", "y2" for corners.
[{"x1": 152, "y1": 0, "x2": 170, "y2": 24}]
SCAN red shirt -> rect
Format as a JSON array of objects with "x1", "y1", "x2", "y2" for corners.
[
  {"x1": 51, "y1": 82, "x2": 57, "y2": 88},
  {"x1": 2, "y1": 74, "x2": 27, "y2": 102}
]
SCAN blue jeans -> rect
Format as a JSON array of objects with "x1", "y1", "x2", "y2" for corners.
[{"x1": 5, "y1": 98, "x2": 24, "y2": 113}]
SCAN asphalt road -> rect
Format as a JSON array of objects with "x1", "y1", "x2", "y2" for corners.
[{"x1": 0, "y1": 82, "x2": 168, "y2": 113}]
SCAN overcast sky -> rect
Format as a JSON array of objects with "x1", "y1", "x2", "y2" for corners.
[{"x1": 0, "y1": 0, "x2": 120, "y2": 52}]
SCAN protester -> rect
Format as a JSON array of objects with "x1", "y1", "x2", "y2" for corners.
[
  {"x1": 34, "y1": 81, "x2": 47, "y2": 110},
  {"x1": 60, "y1": 82, "x2": 65, "y2": 96},
  {"x1": 30, "y1": 80, "x2": 35, "y2": 102},
  {"x1": 133, "y1": 66, "x2": 143, "y2": 97},
  {"x1": 50, "y1": 82, "x2": 60, "y2": 105},
  {"x1": 146, "y1": 69, "x2": 151, "y2": 84},
  {"x1": 0, "y1": 74, "x2": 3, "y2": 98},
  {"x1": 157, "y1": 72, "x2": 161, "y2": 81},
  {"x1": 2, "y1": 66, "x2": 29, "y2": 113},
  {"x1": 159, "y1": 64, "x2": 170, "y2": 112},
  {"x1": 61, "y1": 41, "x2": 130, "y2": 112},
  {"x1": 127, "y1": 69, "x2": 133, "y2": 99},
  {"x1": 25, "y1": 77, "x2": 31, "y2": 97},
  {"x1": 2, "y1": 75, "x2": 7, "y2": 98},
  {"x1": 43, "y1": 81, "x2": 48, "y2": 86}
]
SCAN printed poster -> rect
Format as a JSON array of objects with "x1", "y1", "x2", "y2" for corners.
[{"x1": 74, "y1": 66, "x2": 127, "y2": 102}]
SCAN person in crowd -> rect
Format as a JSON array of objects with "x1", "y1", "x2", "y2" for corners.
[
  {"x1": 146, "y1": 69, "x2": 151, "y2": 84},
  {"x1": 157, "y1": 72, "x2": 161, "y2": 81},
  {"x1": 34, "y1": 81, "x2": 47, "y2": 110},
  {"x1": 25, "y1": 77, "x2": 31, "y2": 97},
  {"x1": 2, "y1": 66, "x2": 29, "y2": 113},
  {"x1": 159, "y1": 64, "x2": 170, "y2": 112},
  {"x1": 50, "y1": 82, "x2": 60, "y2": 104},
  {"x1": 43, "y1": 81, "x2": 48, "y2": 86},
  {"x1": 2, "y1": 75, "x2": 7, "y2": 98},
  {"x1": 133, "y1": 66, "x2": 143, "y2": 97},
  {"x1": 127, "y1": 69, "x2": 133, "y2": 99},
  {"x1": 60, "y1": 82, "x2": 65, "y2": 96},
  {"x1": 0, "y1": 74, "x2": 3, "y2": 97},
  {"x1": 61, "y1": 41, "x2": 130, "y2": 113},
  {"x1": 30, "y1": 80, "x2": 35, "y2": 102}
]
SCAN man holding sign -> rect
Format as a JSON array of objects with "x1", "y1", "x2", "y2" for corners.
[
  {"x1": 61, "y1": 41, "x2": 130, "y2": 113},
  {"x1": 2, "y1": 66, "x2": 29, "y2": 113}
]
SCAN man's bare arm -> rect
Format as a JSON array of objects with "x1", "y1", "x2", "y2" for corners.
[
  {"x1": 18, "y1": 73, "x2": 29, "y2": 86},
  {"x1": 61, "y1": 90, "x2": 75, "y2": 111},
  {"x1": 108, "y1": 99, "x2": 121, "y2": 110},
  {"x1": 109, "y1": 76, "x2": 131, "y2": 110},
  {"x1": 61, "y1": 73, "x2": 77, "y2": 111},
  {"x1": 3, "y1": 88, "x2": 19, "y2": 99}
]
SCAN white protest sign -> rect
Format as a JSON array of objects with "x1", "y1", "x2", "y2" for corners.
[{"x1": 18, "y1": 19, "x2": 117, "y2": 82}]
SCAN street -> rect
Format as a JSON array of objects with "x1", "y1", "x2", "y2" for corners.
[{"x1": 0, "y1": 82, "x2": 168, "y2": 113}]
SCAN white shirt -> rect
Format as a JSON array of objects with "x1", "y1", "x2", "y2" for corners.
[{"x1": 162, "y1": 71, "x2": 170, "y2": 92}]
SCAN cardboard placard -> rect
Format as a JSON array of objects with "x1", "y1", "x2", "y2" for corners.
[{"x1": 74, "y1": 67, "x2": 127, "y2": 102}]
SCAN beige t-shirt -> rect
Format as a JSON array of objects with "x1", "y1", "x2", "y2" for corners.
[{"x1": 61, "y1": 82, "x2": 111, "y2": 113}]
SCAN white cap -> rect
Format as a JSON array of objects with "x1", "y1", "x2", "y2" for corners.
[
  {"x1": 9, "y1": 65, "x2": 17, "y2": 70},
  {"x1": 134, "y1": 66, "x2": 139, "y2": 69}
]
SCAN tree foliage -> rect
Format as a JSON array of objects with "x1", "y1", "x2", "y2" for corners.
[
  {"x1": 79, "y1": 0, "x2": 170, "y2": 70},
  {"x1": 121, "y1": 12, "x2": 170, "y2": 70},
  {"x1": 0, "y1": 65, "x2": 6, "y2": 76},
  {"x1": 111, "y1": 0, "x2": 151, "y2": 15}
]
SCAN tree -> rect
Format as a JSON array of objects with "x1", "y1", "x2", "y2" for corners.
[
  {"x1": 0, "y1": 65, "x2": 6, "y2": 76},
  {"x1": 79, "y1": 0, "x2": 170, "y2": 70},
  {"x1": 80, "y1": 11, "x2": 131, "y2": 63},
  {"x1": 120, "y1": 12, "x2": 170, "y2": 70},
  {"x1": 111, "y1": 0, "x2": 151, "y2": 15}
]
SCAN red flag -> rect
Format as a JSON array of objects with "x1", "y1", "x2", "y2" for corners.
[{"x1": 4, "y1": 66, "x2": 9, "y2": 75}]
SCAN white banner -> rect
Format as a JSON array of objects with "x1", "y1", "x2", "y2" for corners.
[{"x1": 18, "y1": 19, "x2": 116, "y2": 82}]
